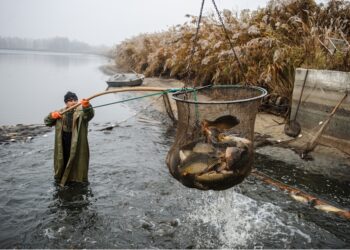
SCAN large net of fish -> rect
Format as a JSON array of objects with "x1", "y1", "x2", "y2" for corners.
[{"x1": 166, "y1": 85, "x2": 267, "y2": 190}]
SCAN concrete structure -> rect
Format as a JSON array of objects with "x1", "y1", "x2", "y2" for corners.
[{"x1": 291, "y1": 68, "x2": 350, "y2": 154}]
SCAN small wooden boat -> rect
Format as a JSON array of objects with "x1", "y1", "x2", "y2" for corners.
[{"x1": 106, "y1": 73, "x2": 144, "y2": 87}]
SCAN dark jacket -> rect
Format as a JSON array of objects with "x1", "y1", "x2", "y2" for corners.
[{"x1": 44, "y1": 105, "x2": 94, "y2": 186}]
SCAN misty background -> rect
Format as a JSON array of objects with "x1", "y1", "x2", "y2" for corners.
[
  {"x1": 0, "y1": 0, "x2": 274, "y2": 52},
  {"x1": 0, "y1": 0, "x2": 329, "y2": 54}
]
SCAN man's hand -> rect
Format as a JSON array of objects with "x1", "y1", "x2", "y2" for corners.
[
  {"x1": 51, "y1": 111, "x2": 62, "y2": 119},
  {"x1": 81, "y1": 99, "x2": 90, "y2": 108}
]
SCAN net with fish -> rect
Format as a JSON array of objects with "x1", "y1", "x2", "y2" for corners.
[{"x1": 166, "y1": 85, "x2": 267, "y2": 190}]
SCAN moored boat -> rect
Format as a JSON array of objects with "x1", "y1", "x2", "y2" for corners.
[{"x1": 106, "y1": 73, "x2": 144, "y2": 87}]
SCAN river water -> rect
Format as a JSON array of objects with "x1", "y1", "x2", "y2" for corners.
[{"x1": 0, "y1": 50, "x2": 349, "y2": 248}]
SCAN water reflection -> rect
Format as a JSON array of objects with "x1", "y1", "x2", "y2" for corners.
[
  {"x1": 0, "y1": 49, "x2": 99, "y2": 69},
  {"x1": 0, "y1": 49, "x2": 126, "y2": 125}
]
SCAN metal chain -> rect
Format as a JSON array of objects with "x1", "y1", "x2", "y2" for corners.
[{"x1": 211, "y1": 0, "x2": 247, "y2": 83}]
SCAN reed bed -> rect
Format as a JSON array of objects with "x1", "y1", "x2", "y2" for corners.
[{"x1": 113, "y1": 0, "x2": 350, "y2": 104}]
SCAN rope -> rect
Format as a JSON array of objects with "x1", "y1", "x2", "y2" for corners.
[
  {"x1": 99, "y1": 95, "x2": 164, "y2": 130},
  {"x1": 211, "y1": 0, "x2": 247, "y2": 82},
  {"x1": 184, "y1": 0, "x2": 205, "y2": 135},
  {"x1": 72, "y1": 86, "x2": 208, "y2": 129},
  {"x1": 186, "y1": 0, "x2": 206, "y2": 84},
  {"x1": 92, "y1": 91, "x2": 168, "y2": 109},
  {"x1": 192, "y1": 89, "x2": 200, "y2": 123},
  {"x1": 85, "y1": 88, "x2": 190, "y2": 111}
]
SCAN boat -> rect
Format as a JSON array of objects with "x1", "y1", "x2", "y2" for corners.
[{"x1": 106, "y1": 73, "x2": 144, "y2": 87}]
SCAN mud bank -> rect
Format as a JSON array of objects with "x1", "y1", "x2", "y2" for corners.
[{"x1": 0, "y1": 124, "x2": 52, "y2": 144}]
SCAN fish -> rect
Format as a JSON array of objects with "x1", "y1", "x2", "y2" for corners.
[
  {"x1": 201, "y1": 115, "x2": 240, "y2": 143},
  {"x1": 179, "y1": 150, "x2": 192, "y2": 162},
  {"x1": 192, "y1": 142, "x2": 216, "y2": 154},
  {"x1": 215, "y1": 161, "x2": 228, "y2": 172},
  {"x1": 201, "y1": 115, "x2": 240, "y2": 131},
  {"x1": 179, "y1": 153, "x2": 220, "y2": 176},
  {"x1": 201, "y1": 126, "x2": 221, "y2": 144},
  {"x1": 224, "y1": 146, "x2": 250, "y2": 171},
  {"x1": 225, "y1": 147, "x2": 242, "y2": 167},
  {"x1": 290, "y1": 193, "x2": 309, "y2": 204},
  {"x1": 218, "y1": 134, "x2": 252, "y2": 148},
  {"x1": 314, "y1": 204, "x2": 345, "y2": 213},
  {"x1": 195, "y1": 170, "x2": 234, "y2": 183},
  {"x1": 179, "y1": 141, "x2": 216, "y2": 163}
]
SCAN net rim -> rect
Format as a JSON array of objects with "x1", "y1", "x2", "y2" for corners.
[{"x1": 171, "y1": 85, "x2": 268, "y2": 104}]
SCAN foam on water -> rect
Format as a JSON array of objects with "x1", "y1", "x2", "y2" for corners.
[
  {"x1": 187, "y1": 190, "x2": 311, "y2": 248},
  {"x1": 43, "y1": 228, "x2": 56, "y2": 239}
]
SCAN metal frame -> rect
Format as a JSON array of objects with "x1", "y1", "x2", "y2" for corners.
[{"x1": 171, "y1": 85, "x2": 268, "y2": 104}]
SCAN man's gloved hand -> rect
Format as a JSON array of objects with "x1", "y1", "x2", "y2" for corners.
[
  {"x1": 51, "y1": 111, "x2": 62, "y2": 119},
  {"x1": 81, "y1": 99, "x2": 90, "y2": 108}
]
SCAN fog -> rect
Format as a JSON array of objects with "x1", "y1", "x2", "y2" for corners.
[{"x1": 0, "y1": 0, "x2": 272, "y2": 47}]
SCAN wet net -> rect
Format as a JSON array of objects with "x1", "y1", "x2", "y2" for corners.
[{"x1": 166, "y1": 85, "x2": 267, "y2": 190}]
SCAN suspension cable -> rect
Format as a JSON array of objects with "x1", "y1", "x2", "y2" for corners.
[
  {"x1": 186, "y1": 0, "x2": 206, "y2": 84},
  {"x1": 211, "y1": 0, "x2": 247, "y2": 82}
]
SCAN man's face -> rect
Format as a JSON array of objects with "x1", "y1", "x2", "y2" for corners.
[{"x1": 65, "y1": 99, "x2": 78, "y2": 108}]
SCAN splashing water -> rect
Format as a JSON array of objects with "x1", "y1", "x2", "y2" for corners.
[{"x1": 187, "y1": 189, "x2": 312, "y2": 248}]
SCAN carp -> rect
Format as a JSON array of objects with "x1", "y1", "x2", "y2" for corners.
[
  {"x1": 195, "y1": 170, "x2": 234, "y2": 183},
  {"x1": 201, "y1": 115, "x2": 240, "y2": 132},
  {"x1": 179, "y1": 153, "x2": 220, "y2": 176},
  {"x1": 218, "y1": 134, "x2": 252, "y2": 148}
]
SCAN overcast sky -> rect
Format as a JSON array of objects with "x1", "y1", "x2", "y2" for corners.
[{"x1": 0, "y1": 0, "x2": 324, "y2": 47}]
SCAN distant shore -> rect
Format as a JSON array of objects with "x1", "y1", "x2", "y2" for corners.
[{"x1": 0, "y1": 48, "x2": 110, "y2": 57}]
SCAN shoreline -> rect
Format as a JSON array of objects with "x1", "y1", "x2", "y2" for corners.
[
  {"x1": 1, "y1": 72, "x2": 349, "y2": 162},
  {"x1": 1, "y1": 75, "x2": 349, "y2": 195},
  {"x1": 0, "y1": 124, "x2": 52, "y2": 144}
]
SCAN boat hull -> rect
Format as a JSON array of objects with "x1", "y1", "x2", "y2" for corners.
[
  {"x1": 106, "y1": 78, "x2": 143, "y2": 87},
  {"x1": 106, "y1": 73, "x2": 144, "y2": 88}
]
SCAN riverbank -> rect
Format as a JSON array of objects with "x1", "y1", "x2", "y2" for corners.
[
  {"x1": 0, "y1": 124, "x2": 52, "y2": 144},
  {"x1": 2, "y1": 75, "x2": 349, "y2": 165}
]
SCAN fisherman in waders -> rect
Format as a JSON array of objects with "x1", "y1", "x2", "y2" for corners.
[{"x1": 44, "y1": 91, "x2": 94, "y2": 187}]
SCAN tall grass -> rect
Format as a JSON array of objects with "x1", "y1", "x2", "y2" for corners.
[{"x1": 113, "y1": 0, "x2": 350, "y2": 101}]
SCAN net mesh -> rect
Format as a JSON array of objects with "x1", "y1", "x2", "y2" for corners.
[{"x1": 166, "y1": 85, "x2": 267, "y2": 190}]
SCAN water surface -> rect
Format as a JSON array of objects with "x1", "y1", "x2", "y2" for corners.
[
  {"x1": 0, "y1": 50, "x2": 349, "y2": 248},
  {"x1": 0, "y1": 49, "x2": 131, "y2": 125}
]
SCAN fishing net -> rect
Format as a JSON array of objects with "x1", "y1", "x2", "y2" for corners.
[{"x1": 166, "y1": 85, "x2": 267, "y2": 190}]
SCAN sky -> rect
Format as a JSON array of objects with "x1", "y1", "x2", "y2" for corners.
[{"x1": 0, "y1": 0, "x2": 326, "y2": 47}]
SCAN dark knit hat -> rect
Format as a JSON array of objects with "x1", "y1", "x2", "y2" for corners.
[{"x1": 64, "y1": 91, "x2": 78, "y2": 103}]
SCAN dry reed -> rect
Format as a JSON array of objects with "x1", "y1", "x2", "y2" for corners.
[{"x1": 113, "y1": 0, "x2": 350, "y2": 103}]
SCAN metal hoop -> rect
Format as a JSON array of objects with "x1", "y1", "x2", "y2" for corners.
[{"x1": 172, "y1": 85, "x2": 268, "y2": 104}]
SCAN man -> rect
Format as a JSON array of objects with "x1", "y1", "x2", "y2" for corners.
[{"x1": 44, "y1": 91, "x2": 94, "y2": 186}]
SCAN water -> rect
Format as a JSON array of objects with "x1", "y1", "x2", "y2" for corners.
[
  {"x1": 0, "y1": 50, "x2": 349, "y2": 248},
  {"x1": 0, "y1": 49, "x2": 132, "y2": 125}
]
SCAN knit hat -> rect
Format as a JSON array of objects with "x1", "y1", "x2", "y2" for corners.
[{"x1": 64, "y1": 91, "x2": 78, "y2": 103}]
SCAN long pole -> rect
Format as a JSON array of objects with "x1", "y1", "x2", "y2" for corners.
[
  {"x1": 304, "y1": 91, "x2": 348, "y2": 154},
  {"x1": 60, "y1": 86, "x2": 169, "y2": 115}
]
